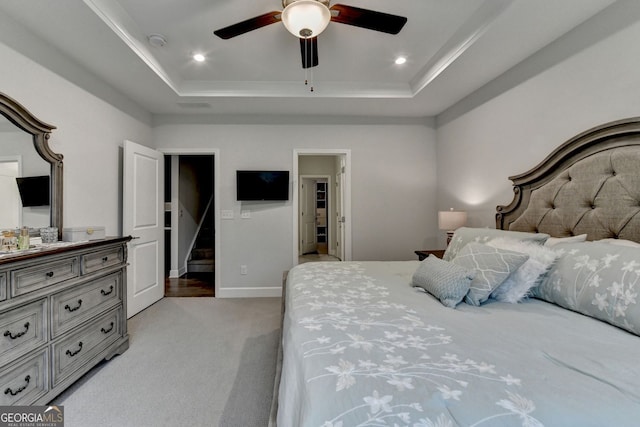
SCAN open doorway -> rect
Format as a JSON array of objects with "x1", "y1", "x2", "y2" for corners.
[
  {"x1": 164, "y1": 154, "x2": 216, "y2": 297},
  {"x1": 299, "y1": 176, "x2": 333, "y2": 263},
  {"x1": 293, "y1": 150, "x2": 351, "y2": 266}
]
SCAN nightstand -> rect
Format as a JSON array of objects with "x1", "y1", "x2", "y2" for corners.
[{"x1": 415, "y1": 249, "x2": 446, "y2": 261}]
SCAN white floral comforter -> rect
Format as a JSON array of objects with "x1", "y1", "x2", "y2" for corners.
[{"x1": 276, "y1": 261, "x2": 640, "y2": 427}]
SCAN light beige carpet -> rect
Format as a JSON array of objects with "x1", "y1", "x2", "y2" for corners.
[{"x1": 52, "y1": 297, "x2": 281, "y2": 427}]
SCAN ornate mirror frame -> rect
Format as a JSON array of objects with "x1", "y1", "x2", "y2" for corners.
[{"x1": 0, "y1": 92, "x2": 63, "y2": 237}]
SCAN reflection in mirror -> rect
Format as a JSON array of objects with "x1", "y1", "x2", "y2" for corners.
[
  {"x1": 0, "y1": 114, "x2": 51, "y2": 230},
  {"x1": 0, "y1": 92, "x2": 62, "y2": 239}
]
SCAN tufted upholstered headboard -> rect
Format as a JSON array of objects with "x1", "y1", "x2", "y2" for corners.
[{"x1": 496, "y1": 117, "x2": 640, "y2": 242}]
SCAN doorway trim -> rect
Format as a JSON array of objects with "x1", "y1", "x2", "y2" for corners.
[
  {"x1": 0, "y1": 155, "x2": 23, "y2": 229},
  {"x1": 293, "y1": 149, "x2": 352, "y2": 267},
  {"x1": 159, "y1": 148, "x2": 220, "y2": 298}
]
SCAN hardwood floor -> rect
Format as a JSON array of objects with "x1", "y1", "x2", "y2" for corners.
[
  {"x1": 165, "y1": 272, "x2": 214, "y2": 297},
  {"x1": 298, "y1": 253, "x2": 341, "y2": 264}
]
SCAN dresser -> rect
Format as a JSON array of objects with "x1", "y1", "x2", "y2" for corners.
[{"x1": 0, "y1": 236, "x2": 131, "y2": 405}]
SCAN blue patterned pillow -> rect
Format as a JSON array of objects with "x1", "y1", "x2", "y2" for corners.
[
  {"x1": 451, "y1": 242, "x2": 529, "y2": 306},
  {"x1": 443, "y1": 227, "x2": 549, "y2": 261},
  {"x1": 412, "y1": 255, "x2": 475, "y2": 308},
  {"x1": 536, "y1": 241, "x2": 640, "y2": 336}
]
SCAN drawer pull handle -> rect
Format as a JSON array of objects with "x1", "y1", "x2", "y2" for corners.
[
  {"x1": 102, "y1": 256, "x2": 109, "y2": 263},
  {"x1": 100, "y1": 285, "x2": 114, "y2": 296},
  {"x1": 64, "y1": 299, "x2": 83, "y2": 312},
  {"x1": 46, "y1": 271, "x2": 54, "y2": 278},
  {"x1": 4, "y1": 322, "x2": 30, "y2": 340},
  {"x1": 101, "y1": 322, "x2": 115, "y2": 334},
  {"x1": 66, "y1": 342, "x2": 83, "y2": 357},
  {"x1": 4, "y1": 375, "x2": 30, "y2": 396}
]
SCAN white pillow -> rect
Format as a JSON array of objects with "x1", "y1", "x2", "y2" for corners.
[
  {"x1": 595, "y1": 238, "x2": 640, "y2": 248},
  {"x1": 544, "y1": 234, "x2": 587, "y2": 247},
  {"x1": 487, "y1": 238, "x2": 558, "y2": 303}
]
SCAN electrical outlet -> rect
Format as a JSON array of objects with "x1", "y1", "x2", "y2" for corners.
[
  {"x1": 240, "y1": 209, "x2": 251, "y2": 219},
  {"x1": 221, "y1": 210, "x2": 234, "y2": 219},
  {"x1": 240, "y1": 265, "x2": 248, "y2": 275}
]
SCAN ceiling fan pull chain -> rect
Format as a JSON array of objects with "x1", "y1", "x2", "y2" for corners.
[
  {"x1": 309, "y1": 39, "x2": 314, "y2": 92},
  {"x1": 304, "y1": 38, "x2": 308, "y2": 87}
]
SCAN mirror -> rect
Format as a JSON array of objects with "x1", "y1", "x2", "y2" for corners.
[{"x1": 0, "y1": 92, "x2": 63, "y2": 238}]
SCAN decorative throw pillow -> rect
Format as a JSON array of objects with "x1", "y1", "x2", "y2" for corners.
[
  {"x1": 411, "y1": 255, "x2": 475, "y2": 308},
  {"x1": 595, "y1": 238, "x2": 640, "y2": 248},
  {"x1": 544, "y1": 234, "x2": 588, "y2": 247},
  {"x1": 451, "y1": 242, "x2": 529, "y2": 306},
  {"x1": 443, "y1": 227, "x2": 549, "y2": 261},
  {"x1": 535, "y1": 241, "x2": 640, "y2": 337},
  {"x1": 487, "y1": 238, "x2": 558, "y2": 303}
]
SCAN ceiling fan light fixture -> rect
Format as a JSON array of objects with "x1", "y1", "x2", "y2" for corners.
[{"x1": 281, "y1": 0, "x2": 331, "y2": 39}]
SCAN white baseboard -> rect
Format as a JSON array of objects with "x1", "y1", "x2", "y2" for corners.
[
  {"x1": 168, "y1": 267, "x2": 187, "y2": 278},
  {"x1": 217, "y1": 286, "x2": 282, "y2": 298}
]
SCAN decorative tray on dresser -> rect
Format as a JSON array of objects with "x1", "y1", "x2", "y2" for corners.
[{"x1": 0, "y1": 236, "x2": 131, "y2": 405}]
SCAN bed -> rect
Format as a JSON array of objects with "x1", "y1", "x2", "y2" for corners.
[{"x1": 276, "y1": 118, "x2": 640, "y2": 426}]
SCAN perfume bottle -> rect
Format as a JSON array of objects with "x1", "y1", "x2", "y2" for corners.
[{"x1": 18, "y1": 227, "x2": 30, "y2": 250}]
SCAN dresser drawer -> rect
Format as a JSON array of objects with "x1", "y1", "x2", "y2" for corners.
[
  {"x1": 52, "y1": 308, "x2": 121, "y2": 387},
  {"x1": 0, "y1": 271, "x2": 6, "y2": 302},
  {"x1": 0, "y1": 299, "x2": 47, "y2": 367},
  {"x1": 82, "y1": 246, "x2": 125, "y2": 275},
  {"x1": 0, "y1": 348, "x2": 49, "y2": 405},
  {"x1": 51, "y1": 272, "x2": 122, "y2": 338},
  {"x1": 11, "y1": 257, "x2": 80, "y2": 297}
]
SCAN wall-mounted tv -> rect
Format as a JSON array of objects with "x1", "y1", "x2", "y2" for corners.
[
  {"x1": 236, "y1": 170, "x2": 289, "y2": 201},
  {"x1": 16, "y1": 175, "x2": 50, "y2": 207}
]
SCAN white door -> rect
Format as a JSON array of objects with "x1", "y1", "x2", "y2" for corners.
[
  {"x1": 299, "y1": 177, "x2": 317, "y2": 254},
  {"x1": 123, "y1": 140, "x2": 164, "y2": 318}
]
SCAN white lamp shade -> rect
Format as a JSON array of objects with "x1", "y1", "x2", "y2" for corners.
[
  {"x1": 281, "y1": 0, "x2": 331, "y2": 38},
  {"x1": 438, "y1": 210, "x2": 467, "y2": 231}
]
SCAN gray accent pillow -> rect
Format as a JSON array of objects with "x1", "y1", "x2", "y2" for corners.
[
  {"x1": 411, "y1": 255, "x2": 475, "y2": 308},
  {"x1": 443, "y1": 227, "x2": 549, "y2": 261},
  {"x1": 451, "y1": 242, "x2": 529, "y2": 306},
  {"x1": 535, "y1": 241, "x2": 640, "y2": 337}
]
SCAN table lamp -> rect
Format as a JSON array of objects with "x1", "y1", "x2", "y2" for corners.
[{"x1": 438, "y1": 209, "x2": 467, "y2": 246}]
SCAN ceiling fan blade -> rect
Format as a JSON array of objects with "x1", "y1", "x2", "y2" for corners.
[
  {"x1": 300, "y1": 37, "x2": 319, "y2": 69},
  {"x1": 213, "y1": 11, "x2": 281, "y2": 39},
  {"x1": 330, "y1": 4, "x2": 407, "y2": 35}
]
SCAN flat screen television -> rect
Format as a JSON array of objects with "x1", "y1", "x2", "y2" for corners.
[
  {"x1": 16, "y1": 175, "x2": 50, "y2": 207},
  {"x1": 236, "y1": 170, "x2": 289, "y2": 201}
]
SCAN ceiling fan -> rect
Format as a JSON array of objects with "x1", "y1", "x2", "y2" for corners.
[{"x1": 213, "y1": 0, "x2": 407, "y2": 69}]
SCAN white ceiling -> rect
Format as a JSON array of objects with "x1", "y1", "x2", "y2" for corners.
[{"x1": 0, "y1": 0, "x2": 618, "y2": 117}]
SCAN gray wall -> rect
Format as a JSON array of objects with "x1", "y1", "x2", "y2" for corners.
[
  {"x1": 153, "y1": 121, "x2": 438, "y2": 295},
  {"x1": 0, "y1": 42, "x2": 153, "y2": 236},
  {"x1": 436, "y1": 7, "x2": 640, "y2": 247}
]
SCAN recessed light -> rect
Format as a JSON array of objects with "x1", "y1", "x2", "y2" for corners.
[
  {"x1": 193, "y1": 53, "x2": 206, "y2": 62},
  {"x1": 395, "y1": 56, "x2": 407, "y2": 65}
]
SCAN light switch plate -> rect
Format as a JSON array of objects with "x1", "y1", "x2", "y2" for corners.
[
  {"x1": 221, "y1": 210, "x2": 234, "y2": 219},
  {"x1": 240, "y1": 209, "x2": 251, "y2": 219}
]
